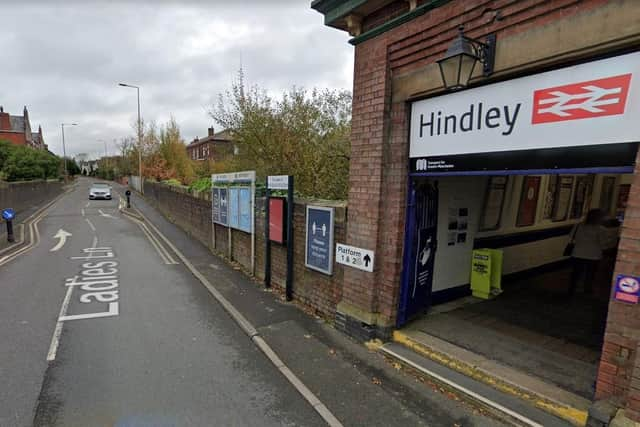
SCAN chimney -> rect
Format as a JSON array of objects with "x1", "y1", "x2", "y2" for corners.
[
  {"x1": 0, "y1": 106, "x2": 10, "y2": 130},
  {"x1": 208, "y1": 127, "x2": 214, "y2": 137}
]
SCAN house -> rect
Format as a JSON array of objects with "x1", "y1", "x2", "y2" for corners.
[
  {"x1": 0, "y1": 106, "x2": 46, "y2": 150},
  {"x1": 186, "y1": 127, "x2": 234, "y2": 162},
  {"x1": 78, "y1": 159, "x2": 98, "y2": 175}
]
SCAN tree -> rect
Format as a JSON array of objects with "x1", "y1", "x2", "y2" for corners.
[
  {"x1": 210, "y1": 70, "x2": 351, "y2": 199},
  {"x1": 63, "y1": 157, "x2": 81, "y2": 175},
  {"x1": 158, "y1": 117, "x2": 194, "y2": 184},
  {"x1": 1, "y1": 145, "x2": 60, "y2": 181}
]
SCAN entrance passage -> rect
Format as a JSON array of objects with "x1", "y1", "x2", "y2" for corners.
[{"x1": 399, "y1": 171, "x2": 632, "y2": 398}]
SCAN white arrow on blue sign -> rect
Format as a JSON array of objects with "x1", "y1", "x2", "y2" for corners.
[{"x1": 2, "y1": 208, "x2": 15, "y2": 221}]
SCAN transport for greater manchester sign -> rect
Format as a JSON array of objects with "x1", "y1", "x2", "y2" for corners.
[{"x1": 410, "y1": 52, "x2": 640, "y2": 173}]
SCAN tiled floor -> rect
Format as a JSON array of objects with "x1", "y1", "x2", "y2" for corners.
[{"x1": 403, "y1": 264, "x2": 612, "y2": 398}]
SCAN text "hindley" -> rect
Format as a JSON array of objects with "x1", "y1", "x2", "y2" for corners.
[{"x1": 419, "y1": 102, "x2": 522, "y2": 138}]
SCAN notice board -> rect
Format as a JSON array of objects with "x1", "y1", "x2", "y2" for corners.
[
  {"x1": 269, "y1": 198, "x2": 286, "y2": 244},
  {"x1": 227, "y1": 186, "x2": 252, "y2": 233},
  {"x1": 212, "y1": 187, "x2": 229, "y2": 226},
  {"x1": 305, "y1": 206, "x2": 334, "y2": 275}
]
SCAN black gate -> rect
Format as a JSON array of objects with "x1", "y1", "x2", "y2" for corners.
[{"x1": 398, "y1": 179, "x2": 439, "y2": 326}]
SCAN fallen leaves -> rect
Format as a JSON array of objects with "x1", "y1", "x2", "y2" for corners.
[{"x1": 372, "y1": 377, "x2": 382, "y2": 385}]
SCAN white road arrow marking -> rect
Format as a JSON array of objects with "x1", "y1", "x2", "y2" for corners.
[
  {"x1": 50, "y1": 229, "x2": 72, "y2": 252},
  {"x1": 98, "y1": 209, "x2": 115, "y2": 218}
]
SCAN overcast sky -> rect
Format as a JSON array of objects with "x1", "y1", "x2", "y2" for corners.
[{"x1": 0, "y1": 1, "x2": 353, "y2": 159}]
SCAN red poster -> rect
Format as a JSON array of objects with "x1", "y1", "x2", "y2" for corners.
[
  {"x1": 269, "y1": 198, "x2": 286, "y2": 244},
  {"x1": 516, "y1": 176, "x2": 541, "y2": 227}
]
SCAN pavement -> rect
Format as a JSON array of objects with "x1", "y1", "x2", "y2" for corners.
[{"x1": 0, "y1": 177, "x2": 505, "y2": 426}]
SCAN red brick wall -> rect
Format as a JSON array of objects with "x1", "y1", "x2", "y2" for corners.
[
  {"x1": 0, "y1": 112, "x2": 11, "y2": 130},
  {"x1": 341, "y1": 30, "x2": 391, "y2": 320},
  {"x1": 0, "y1": 131, "x2": 26, "y2": 146},
  {"x1": 362, "y1": 1, "x2": 409, "y2": 33},
  {"x1": 595, "y1": 146, "x2": 640, "y2": 417},
  {"x1": 386, "y1": 0, "x2": 606, "y2": 77}
]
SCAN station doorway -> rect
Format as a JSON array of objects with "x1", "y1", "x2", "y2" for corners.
[{"x1": 397, "y1": 171, "x2": 633, "y2": 398}]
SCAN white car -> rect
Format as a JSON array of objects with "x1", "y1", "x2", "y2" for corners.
[{"x1": 89, "y1": 183, "x2": 112, "y2": 200}]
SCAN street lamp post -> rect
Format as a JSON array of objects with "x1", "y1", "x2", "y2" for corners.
[
  {"x1": 118, "y1": 82, "x2": 143, "y2": 194},
  {"x1": 98, "y1": 139, "x2": 107, "y2": 173},
  {"x1": 61, "y1": 123, "x2": 78, "y2": 178}
]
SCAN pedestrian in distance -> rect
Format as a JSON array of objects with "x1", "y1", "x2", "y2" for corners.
[{"x1": 565, "y1": 208, "x2": 608, "y2": 298}]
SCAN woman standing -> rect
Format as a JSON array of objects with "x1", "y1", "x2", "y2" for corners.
[{"x1": 567, "y1": 209, "x2": 607, "y2": 297}]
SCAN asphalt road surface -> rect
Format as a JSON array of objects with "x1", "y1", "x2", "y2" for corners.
[{"x1": 0, "y1": 179, "x2": 323, "y2": 427}]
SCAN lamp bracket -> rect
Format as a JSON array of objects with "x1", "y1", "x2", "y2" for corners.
[{"x1": 464, "y1": 33, "x2": 496, "y2": 77}]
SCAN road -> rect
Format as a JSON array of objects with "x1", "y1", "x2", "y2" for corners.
[{"x1": 0, "y1": 179, "x2": 323, "y2": 427}]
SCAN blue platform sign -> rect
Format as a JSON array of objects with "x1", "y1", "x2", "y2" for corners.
[
  {"x1": 305, "y1": 206, "x2": 334, "y2": 275},
  {"x1": 2, "y1": 208, "x2": 15, "y2": 221}
]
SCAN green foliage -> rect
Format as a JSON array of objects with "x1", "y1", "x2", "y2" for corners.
[
  {"x1": 63, "y1": 157, "x2": 81, "y2": 176},
  {"x1": 188, "y1": 177, "x2": 212, "y2": 193},
  {"x1": 210, "y1": 69, "x2": 351, "y2": 200},
  {"x1": 0, "y1": 140, "x2": 61, "y2": 181},
  {"x1": 158, "y1": 117, "x2": 194, "y2": 184},
  {"x1": 162, "y1": 178, "x2": 183, "y2": 186}
]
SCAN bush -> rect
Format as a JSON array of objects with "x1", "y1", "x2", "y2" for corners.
[
  {"x1": 0, "y1": 141, "x2": 61, "y2": 181},
  {"x1": 162, "y1": 178, "x2": 182, "y2": 186},
  {"x1": 188, "y1": 177, "x2": 212, "y2": 193}
]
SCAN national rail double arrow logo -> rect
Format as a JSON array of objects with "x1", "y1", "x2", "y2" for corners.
[{"x1": 532, "y1": 73, "x2": 632, "y2": 124}]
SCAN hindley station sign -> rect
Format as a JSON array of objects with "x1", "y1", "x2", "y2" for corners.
[{"x1": 409, "y1": 52, "x2": 640, "y2": 174}]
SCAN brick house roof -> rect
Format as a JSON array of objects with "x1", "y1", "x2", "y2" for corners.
[{"x1": 187, "y1": 128, "x2": 232, "y2": 147}]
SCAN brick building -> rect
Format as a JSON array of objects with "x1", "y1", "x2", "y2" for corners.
[
  {"x1": 186, "y1": 127, "x2": 234, "y2": 162},
  {"x1": 0, "y1": 106, "x2": 46, "y2": 150},
  {"x1": 313, "y1": 0, "x2": 640, "y2": 424}
]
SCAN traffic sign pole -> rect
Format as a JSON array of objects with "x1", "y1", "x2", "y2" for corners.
[
  {"x1": 6, "y1": 219, "x2": 14, "y2": 243},
  {"x1": 286, "y1": 175, "x2": 294, "y2": 301},
  {"x1": 2, "y1": 208, "x2": 16, "y2": 243},
  {"x1": 264, "y1": 179, "x2": 271, "y2": 288}
]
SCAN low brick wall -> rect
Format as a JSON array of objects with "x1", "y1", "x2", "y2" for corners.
[
  {"x1": 0, "y1": 179, "x2": 63, "y2": 217},
  {"x1": 142, "y1": 180, "x2": 346, "y2": 319}
]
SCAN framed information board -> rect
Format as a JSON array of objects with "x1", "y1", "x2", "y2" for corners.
[{"x1": 305, "y1": 206, "x2": 334, "y2": 275}]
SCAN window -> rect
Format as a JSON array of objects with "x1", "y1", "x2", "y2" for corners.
[
  {"x1": 570, "y1": 175, "x2": 594, "y2": 219},
  {"x1": 552, "y1": 176, "x2": 574, "y2": 222},
  {"x1": 599, "y1": 177, "x2": 616, "y2": 214},
  {"x1": 542, "y1": 175, "x2": 558, "y2": 220},
  {"x1": 479, "y1": 176, "x2": 508, "y2": 231},
  {"x1": 516, "y1": 176, "x2": 541, "y2": 227}
]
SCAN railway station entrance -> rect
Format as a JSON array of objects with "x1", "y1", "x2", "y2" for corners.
[{"x1": 397, "y1": 52, "x2": 640, "y2": 399}]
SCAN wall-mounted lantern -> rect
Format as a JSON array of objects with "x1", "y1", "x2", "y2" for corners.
[{"x1": 437, "y1": 26, "x2": 496, "y2": 90}]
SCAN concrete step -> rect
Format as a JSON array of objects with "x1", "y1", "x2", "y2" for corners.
[
  {"x1": 381, "y1": 341, "x2": 576, "y2": 427},
  {"x1": 384, "y1": 330, "x2": 591, "y2": 426}
]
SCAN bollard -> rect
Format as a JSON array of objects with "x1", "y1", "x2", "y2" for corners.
[
  {"x1": 125, "y1": 190, "x2": 131, "y2": 209},
  {"x1": 2, "y1": 208, "x2": 16, "y2": 243}
]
